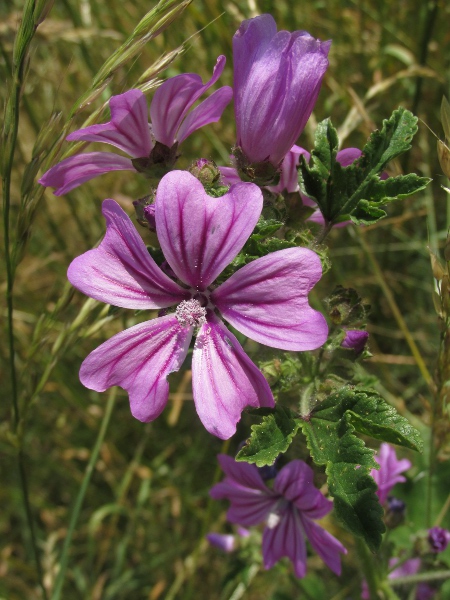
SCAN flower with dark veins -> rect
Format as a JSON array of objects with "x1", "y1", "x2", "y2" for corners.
[
  {"x1": 68, "y1": 171, "x2": 328, "y2": 438},
  {"x1": 210, "y1": 455, "x2": 346, "y2": 577},
  {"x1": 39, "y1": 57, "x2": 232, "y2": 195}
]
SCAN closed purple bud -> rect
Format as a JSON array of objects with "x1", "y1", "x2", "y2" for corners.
[
  {"x1": 143, "y1": 204, "x2": 156, "y2": 230},
  {"x1": 428, "y1": 527, "x2": 450, "y2": 553},
  {"x1": 233, "y1": 14, "x2": 330, "y2": 169},
  {"x1": 206, "y1": 532, "x2": 236, "y2": 553},
  {"x1": 341, "y1": 329, "x2": 369, "y2": 354}
]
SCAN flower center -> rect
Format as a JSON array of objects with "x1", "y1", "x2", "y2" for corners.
[{"x1": 175, "y1": 299, "x2": 207, "y2": 328}]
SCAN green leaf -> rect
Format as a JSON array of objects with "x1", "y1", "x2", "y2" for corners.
[
  {"x1": 236, "y1": 406, "x2": 301, "y2": 467},
  {"x1": 349, "y1": 174, "x2": 430, "y2": 224},
  {"x1": 356, "y1": 107, "x2": 418, "y2": 174},
  {"x1": 298, "y1": 386, "x2": 422, "y2": 550},
  {"x1": 298, "y1": 108, "x2": 428, "y2": 226}
]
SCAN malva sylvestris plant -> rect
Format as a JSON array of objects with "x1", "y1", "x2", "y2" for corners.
[
  {"x1": 24, "y1": 8, "x2": 442, "y2": 596},
  {"x1": 67, "y1": 170, "x2": 328, "y2": 439}
]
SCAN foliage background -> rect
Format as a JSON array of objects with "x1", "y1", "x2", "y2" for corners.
[{"x1": 1, "y1": 0, "x2": 450, "y2": 598}]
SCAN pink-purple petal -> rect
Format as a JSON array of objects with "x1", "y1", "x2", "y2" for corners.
[
  {"x1": 67, "y1": 90, "x2": 152, "y2": 157},
  {"x1": 68, "y1": 199, "x2": 189, "y2": 309},
  {"x1": 216, "y1": 454, "x2": 270, "y2": 492},
  {"x1": 150, "y1": 56, "x2": 227, "y2": 147},
  {"x1": 79, "y1": 315, "x2": 192, "y2": 422},
  {"x1": 273, "y1": 461, "x2": 333, "y2": 518},
  {"x1": 155, "y1": 171, "x2": 263, "y2": 289},
  {"x1": 218, "y1": 165, "x2": 241, "y2": 186},
  {"x1": 262, "y1": 508, "x2": 308, "y2": 578},
  {"x1": 192, "y1": 317, "x2": 274, "y2": 439},
  {"x1": 176, "y1": 86, "x2": 233, "y2": 143},
  {"x1": 212, "y1": 248, "x2": 328, "y2": 351},
  {"x1": 39, "y1": 152, "x2": 136, "y2": 195},
  {"x1": 301, "y1": 517, "x2": 347, "y2": 575}
]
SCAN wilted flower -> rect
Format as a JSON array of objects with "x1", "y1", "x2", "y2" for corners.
[
  {"x1": 39, "y1": 57, "x2": 232, "y2": 195},
  {"x1": 232, "y1": 14, "x2": 330, "y2": 177},
  {"x1": 68, "y1": 171, "x2": 328, "y2": 438},
  {"x1": 428, "y1": 527, "x2": 450, "y2": 553},
  {"x1": 210, "y1": 456, "x2": 346, "y2": 577},
  {"x1": 371, "y1": 443, "x2": 411, "y2": 504},
  {"x1": 341, "y1": 329, "x2": 369, "y2": 354}
]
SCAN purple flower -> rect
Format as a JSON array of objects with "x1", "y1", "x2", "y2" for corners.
[
  {"x1": 341, "y1": 329, "x2": 369, "y2": 354},
  {"x1": 210, "y1": 456, "x2": 346, "y2": 578},
  {"x1": 233, "y1": 14, "x2": 330, "y2": 169},
  {"x1": 371, "y1": 443, "x2": 411, "y2": 504},
  {"x1": 428, "y1": 527, "x2": 450, "y2": 553},
  {"x1": 39, "y1": 57, "x2": 232, "y2": 195},
  {"x1": 67, "y1": 171, "x2": 328, "y2": 439}
]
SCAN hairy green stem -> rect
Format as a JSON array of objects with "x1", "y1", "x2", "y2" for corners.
[{"x1": 51, "y1": 388, "x2": 117, "y2": 600}]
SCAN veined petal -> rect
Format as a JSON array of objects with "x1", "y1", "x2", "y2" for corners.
[
  {"x1": 301, "y1": 517, "x2": 347, "y2": 575},
  {"x1": 212, "y1": 247, "x2": 328, "y2": 351},
  {"x1": 177, "y1": 86, "x2": 233, "y2": 143},
  {"x1": 216, "y1": 454, "x2": 270, "y2": 492},
  {"x1": 80, "y1": 315, "x2": 192, "y2": 422},
  {"x1": 156, "y1": 171, "x2": 263, "y2": 289},
  {"x1": 68, "y1": 199, "x2": 189, "y2": 309},
  {"x1": 273, "y1": 461, "x2": 333, "y2": 519},
  {"x1": 210, "y1": 455, "x2": 276, "y2": 525},
  {"x1": 39, "y1": 152, "x2": 136, "y2": 196},
  {"x1": 150, "y1": 56, "x2": 227, "y2": 147},
  {"x1": 67, "y1": 90, "x2": 152, "y2": 157},
  {"x1": 262, "y1": 508, "x2": 308, "y2": 578},
  {"x1": 192, "y1": 316, "x2": 274, "y2": 439}
]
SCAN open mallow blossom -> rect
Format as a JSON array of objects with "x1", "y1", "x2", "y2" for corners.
[
  {"x1": 371, "y1": 443, "x2": 411, "y2": 504},
  {"x1": 39, "y1": 57, "x2": 232, "y2": 195},
  {"x1": 232, "y1": 14, "x2": 330, "y2": 179},
  {"x1": 210, "y1": 455, "x2": 347, "y2": 578},
  {"x1": 67, "y1": 171, "x2": 328, "y2": 439}
]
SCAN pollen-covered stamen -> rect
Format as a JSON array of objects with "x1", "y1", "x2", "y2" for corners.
[{"x1": 175, "y1": 299, "x2": 207, "y2": 327}]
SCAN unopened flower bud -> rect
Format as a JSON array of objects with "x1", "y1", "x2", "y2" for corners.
[
  {"x1": 385, "y1": 496, "x2": 406, "y2": 529},
  {"x1": 428, "y1": 527, "x2": 450, "y2": 553}
]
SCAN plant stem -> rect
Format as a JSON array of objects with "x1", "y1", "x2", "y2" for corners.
[{"x1": 50, "y1": 388, "x2": 117, "y2": 600}]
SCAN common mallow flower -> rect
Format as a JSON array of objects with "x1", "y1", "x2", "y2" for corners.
[
  {"x1": 39, "y1": 57, "x2": 232, "y2": 195},
  {"x1": 67, "y1": 171, "x2": 328, "y2": 439},
  {"x1": 232, "y1": 14, "x2": 330, "y2": 179},
  {"x1": 371, "y1": 443, "x2": 411, "y2": 504},
  {"x1": 210, "y1": 456, "x2": 346, "y2": 577}
]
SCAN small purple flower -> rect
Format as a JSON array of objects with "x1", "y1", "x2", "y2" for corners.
[
  {"x1": 67, "y1": 171, "x2": 328, "y2": 439},
  {"x1": 428, "y1": 527, "x2": 450, "y2": 553},
  {"x1": 371, "y1": 443, "x2": 411, "y2": 504},
  {"x1": 362, "y1": 558, "x2": 435, "y2": 600},
  {"x1": 39, "y1": 58, "x2": 232, "y2": 195},
  {"x1": 341, "y1": 329, "x2": 369, "y2": 354},
  {"x1": 233, "y1": 14, "x2": 330, "y2": 169},
  {"x1": 210, "y1": 456, "x2": 346, "y2": 578}
]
